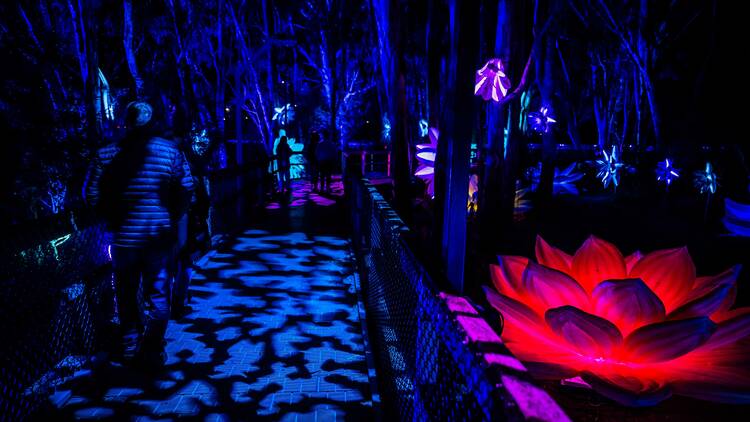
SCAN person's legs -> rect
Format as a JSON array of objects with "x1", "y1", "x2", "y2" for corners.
[
  {"x1": 170, "y1": 257, "x2": 192, "y2": 319},
  {"x1": 110, "y1": 246, "x2": 141, "y2": 359},
  {"x1": 139, "y1": 247, "x2": 171, "y2": 363},
  {"x1": 171, "y1": 215, "x2": 191, "y2": 318},
  {"x1": 310, "y1": 161, "x2": 318, "y2": 191}
]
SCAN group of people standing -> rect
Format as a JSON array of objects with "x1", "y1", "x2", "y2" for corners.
[
  {"x1": 275, "y1": 129, "x2": 338, "y2": 195},
  {"x1": 85, "y1": 101, "x2": 208, "y2": 368}
]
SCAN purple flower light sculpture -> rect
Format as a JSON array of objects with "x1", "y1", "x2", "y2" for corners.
[
  {"x1": 415, "y1": 127, "x2": 438, "y2": 197},
  {"x1": 475, "y1": 59, "x2": 511, "y2": 102},
  {"x1": 528, "y1": 107, "x2": 557, "y2": 134}
]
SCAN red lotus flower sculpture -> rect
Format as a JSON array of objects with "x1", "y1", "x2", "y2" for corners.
[{"x1": 484, "y1": 235, "x2": 750, "y2": 406}]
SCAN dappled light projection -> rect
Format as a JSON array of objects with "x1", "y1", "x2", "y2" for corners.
[
  {"x1": 47, "y1": 230, "x2": 372, "y2": 419},
  {"x1": 485, "y1": 235, "x2": 750, "y2": 406}
]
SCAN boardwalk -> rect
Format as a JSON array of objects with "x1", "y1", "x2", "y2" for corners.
[{"x1": 47, "y1": 180, "x2": 375, "y2": 421}]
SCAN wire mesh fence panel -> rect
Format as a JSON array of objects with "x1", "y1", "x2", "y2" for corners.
[
  {"x1": 349, "y1": 178, "x2": 498, "y2": 421},
  {"x1": 0, "y1": 212, "x2": 114, "y2": 421}
]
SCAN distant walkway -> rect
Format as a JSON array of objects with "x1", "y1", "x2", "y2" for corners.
[{"x1": 47, "y1": 178, "x2": 375, "y2": 420}]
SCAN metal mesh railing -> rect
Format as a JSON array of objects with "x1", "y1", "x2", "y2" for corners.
[
  {"x1": 0, "y1": 210, "x2": 114, "y2": 421},
  {"x1": 349, "y1": 178, "x2": 500, "y2": 421},
  {"x1": 0, "y1": 164, "x2": 261, "y2": 421}
]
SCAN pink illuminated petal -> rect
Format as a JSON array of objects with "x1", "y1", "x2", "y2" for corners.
[
  {"x1": 535, "y1": 236, "x2": 573, "y2": 275},
  {"x1": 624, "y1": 317, "x2": 715, "y2": 363},
  {"x1": 625, "y1": 251, "x2": 643, "y2": 274},
  {"x1": 592, "y1": 278, "x2": 665, "y2": 335},
  {"x1": 414, "y1": 166, "x2": 434, "y2": 176},
  {"x1": 483, "y1": 286, "x2": 544, "y2": 328},
  {"x1": 545, "y1": 306, "x2": 623, "y2": 357},
  {"x1": 523, "y1": 262, "x2": 589, "y2": 312},
  {"x1": 667, "y1": 283, "x2": 734, "y2": 321},
  {"x1": 629, "y1": 247, "x2": 696, "y2": 312},
  {"x1": 416, "y1": 151, "x2": 436, "y2": 162},
  {"x1": 489, "y1": 256, "x2": 528, "y2": 301},
  {"x1": 690, "y1": 266, "x2": 740, "y2": 319},
  {"x1": 571, "y1": 236, "x2": 627, "y2": 292}
]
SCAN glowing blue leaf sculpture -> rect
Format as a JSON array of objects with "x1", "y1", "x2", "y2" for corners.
[
  {"x1": 528, "y1": 106, "x2": 557, "y2": 134},
  {"x1": 724, "y1": 198, "x2": 750, "y2": 237},
  {"x1": 41, "y1": 178, "x2": 66, "y2": 214},
  {"x1": 419, "y1": 118, "x2": 429, "y2": 138},
  {"x1": 382, "y1": 114, "x2": 391, "y2": 143},
  {"x1": 694, "y1": 162, "x2": 717, "y2": 194},
  {"x1": 595, "y1": 146, "x2": 625, "y2": 189},
  {"x1": 527, "y1": 162, "x2": 584, "y2": 195}
]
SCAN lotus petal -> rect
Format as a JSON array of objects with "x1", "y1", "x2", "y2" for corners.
[
  {"x1": 625, "y1": 251, "x2": 643, "y2": 274},
  {"x1": 625, "y1": 317, "x2": 716, "y2": 363},
  {"x1": 592, "y1": 279, "x2": 665, "y2": 335},
  {"x1": 690, "y1": 266, "x2": 741, "y2": 320},
  {"x1": 668, "y1": 283, "x2": 734, "y2": 321},
  {"x1": 523, "y1": 262, "x2": 589, "y2": 312},
  {"x1": 572, "y1": 236, "x2": 627, "y2": 292},
  {"x1": 582, "y1": 372, "x2": 672, "y2": 407},
  {"x1": 629, "y1": 247, "x2": 696, "y2": 312},
  {"x1": 489, "y1": 256, "x2": 528, "y2": 301},
  {"x1": 535, "y1": 236, "x2": 573, "y2": 275},
  {"x1": 483, "y1": 286, "x2": 544, "y2": 329},
  {"x1": 700, "y1": 308, "x2": 750, "y2": 350},
  {"x1": 546, "y1": 306, "x2": 623, "y2": 356}
]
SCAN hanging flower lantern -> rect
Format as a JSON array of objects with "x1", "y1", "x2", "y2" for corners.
[
  {"x1": 655, "y1": 158, "x2": 680, "y2": 187},
  {"x1": 528, "y1": 106, "x2": 557, "y2": 134},
  {"x1": 415, "y1": 127, "x2": 438, "y2": 197},
  {"x1": 485, "y1": 235, "x2": 750, "y2": 406},
  {"x1": 474, "y1": 59, "x2": 511, "y2": 102}
]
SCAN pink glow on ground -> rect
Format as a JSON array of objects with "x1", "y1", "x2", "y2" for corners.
[
  {"x1": 440, "y1": 293, "x2": 478, "y2": 315},
  {"x1": 265, "y1": 176, "x2": 344, "y2": 210},
  {"x1": 456, "y1": 315, "x2": 502, "y2": 344},
  {"x1": 501, "y1": 374, "x2": 571, "y2": 422},
  {"x1": 484, "y1": 353, "x2": 527, "y2": 373}
]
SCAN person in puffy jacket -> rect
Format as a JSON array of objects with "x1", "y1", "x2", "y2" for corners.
[{"x1": 85, "y1": 101, "x2": 194, "y2": 367}]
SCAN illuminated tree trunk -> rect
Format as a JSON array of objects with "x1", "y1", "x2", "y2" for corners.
[
  {"x1": 439, "y1": 0, "x2": 480, "y2": 292},
  {"x1": 479, "y1": 0, "x2": 528, "y2": 255},
  {"x1": 387, "y1": 0, "x2": 411, "y2": 210},
  {"x1": 123, "y1": 0, "x2": 142, "y2": 98},
  {"x1": 215, "y1": 0, "x2": 225, "y2": 138}
]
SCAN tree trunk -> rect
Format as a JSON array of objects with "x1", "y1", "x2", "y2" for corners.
[
  {"x1": 123, "y1": 0, "x2": 142, "y2": 97},
  {"x1": 440, "y1": 0, "x2": 480, "y2": 292}
]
